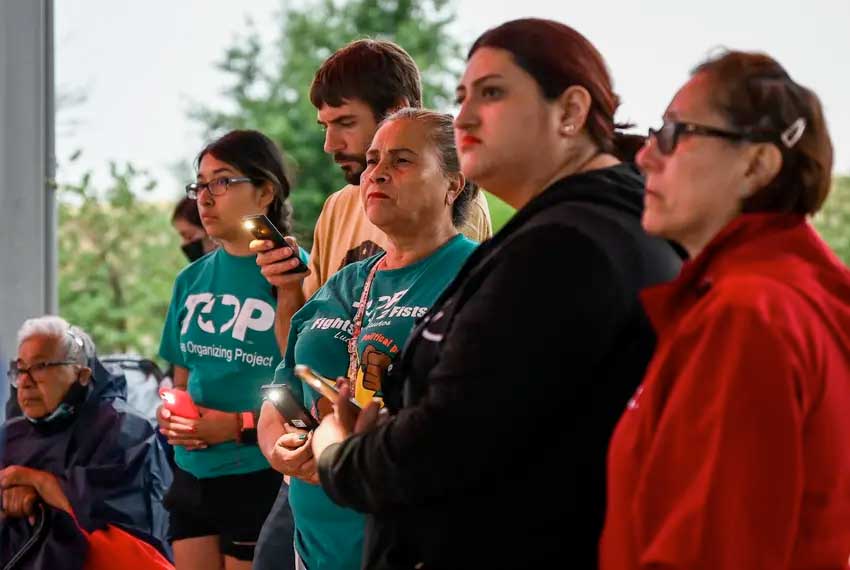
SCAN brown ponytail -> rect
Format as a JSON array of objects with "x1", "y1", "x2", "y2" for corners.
[{"x1": 693, "y1": 50, "x2": 833, "y2": 215}]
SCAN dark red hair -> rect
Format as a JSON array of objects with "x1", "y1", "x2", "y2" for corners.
[{"x1": 469, "y1": 18, "x2": 643, "y2": 161}]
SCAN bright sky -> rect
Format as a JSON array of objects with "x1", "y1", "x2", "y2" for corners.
[{"x1": 56, "y1": 0, "x2": 850, "y2": 201}]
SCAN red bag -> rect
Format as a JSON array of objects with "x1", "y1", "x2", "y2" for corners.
[{"x1": 82, "y1": 525, "x2": 173, "y2": 570}]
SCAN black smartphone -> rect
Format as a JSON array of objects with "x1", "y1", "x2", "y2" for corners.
[
  {"x1": 242, "y1": 213, "x2": 308, "y2": 274},
  {"x1": 261, "y1": 383, "x2": 319, "y2": 431}
]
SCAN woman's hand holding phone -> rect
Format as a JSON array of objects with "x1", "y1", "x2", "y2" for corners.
[
  {"x1": 335, "y1": 379, "x2": 383, "y2": 434},
  {"x1": 270, "y1": 426, "x2": 319, "y2": 484},
  {"x1": 157, "y1": 405, "x2": 207, "y2": 451},
  {"x1": 311, "y1": 380, "x2": 383, "y2": 461},
  {"x1": 157, "y1": 387, "x2": 208, "y2": 449},
  {"x1": 157, "y1": 405, "x2": 239, "y2": 450}
]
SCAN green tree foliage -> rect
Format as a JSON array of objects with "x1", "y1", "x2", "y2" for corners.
[
  {"x1": 814, "y1": 175, "x2": 850, "y2": 266},
  {"x1": 59, "y1": 163, "x2": 185, "y2": 357},
  {"x1": 192, "y1": 0, "x2": 463, "y2": 245},
  {"x1": 485, "y1": 193, "x2": 515, "y2": 233}
]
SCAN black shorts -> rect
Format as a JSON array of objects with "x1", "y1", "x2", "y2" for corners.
[{"x1": 164, "y1": 466, "x2": 282, "y2": 560}]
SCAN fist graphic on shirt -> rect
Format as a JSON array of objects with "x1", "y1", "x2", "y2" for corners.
[{"x1": 361, "y1": 345, "x2": 392, "y2": 392}]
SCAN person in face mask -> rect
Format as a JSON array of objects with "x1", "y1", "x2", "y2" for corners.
[
  {"x1": 1, "y1": 316, "x2": 172, "y2": 569},
  {"x1": 172, "y1": 196, "x2": 216, "y2": 262},
  {"x1": 162, "y1": 197, "x2": 216, "y2": 389}
]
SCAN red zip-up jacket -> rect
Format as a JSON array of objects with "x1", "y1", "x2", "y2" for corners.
[{"x1": 601, "y1": 213, "x2": 850, "y2": 570}]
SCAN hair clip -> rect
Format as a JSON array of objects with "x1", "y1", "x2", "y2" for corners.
[
  {"x1": 66, "y1": 329, "x2": 84, "y2": 348},
  {"x1": 780, "y1": 117, "x2": 806, "y2": 149}
]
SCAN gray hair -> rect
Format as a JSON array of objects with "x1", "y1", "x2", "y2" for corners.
[
  {"x1": 17, "y1": 316, "x2": 95, "y2": 366},
  {"x1": 381, "y1": 107, "x2": 479, "y2": 227}
]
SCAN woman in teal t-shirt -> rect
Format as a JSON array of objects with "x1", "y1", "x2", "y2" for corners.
[
  {"x1": 255, "y1": 109, "x2": 480, "y2": 570},
  {"x1": 158, "y1": 130, "x2": 305, "y2": 570}
]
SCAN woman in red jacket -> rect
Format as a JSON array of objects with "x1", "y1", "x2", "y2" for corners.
[{"x1": 600, "y1": 50, "x2": 850, "y2": 569}]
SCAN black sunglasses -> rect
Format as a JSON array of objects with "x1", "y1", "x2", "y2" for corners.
[{"x1": 648, "y1": 120, "x2": 774, "y2": 156}]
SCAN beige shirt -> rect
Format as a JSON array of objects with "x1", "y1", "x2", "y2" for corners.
[{"x1": 302, "y1": 185, "x2": 493, "y2": 298}]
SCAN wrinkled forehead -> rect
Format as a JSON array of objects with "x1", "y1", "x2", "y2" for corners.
[
  {"x1": 369, "y1": 118, "x2": 430, "y2": 154},
  {"x1": 665, "y1": 72, "x2": 728, "y2": 126},
  {"x1": 18, "y1": 334, "x2": 64, "y2": 363}
]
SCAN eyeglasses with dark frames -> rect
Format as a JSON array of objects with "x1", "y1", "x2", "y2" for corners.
[
  {"x1": 8, "y1": 360, "x2": 78, "y2": 388},
  {"x1": 185, "y1": 177, "x2": 255, "y2": 200},
  {"x1": 647, "y1": 120, "x2": 775, "y2": 156}
]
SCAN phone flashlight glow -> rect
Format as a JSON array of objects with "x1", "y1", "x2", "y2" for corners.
[
  {"x1": 266, "y1": 388, "x2": 282, "y2": 403},
  {"x1": 243, "y1": 220, "x2": 256, "y2": 230}
]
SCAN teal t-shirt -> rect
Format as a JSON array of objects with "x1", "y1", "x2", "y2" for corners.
[
  {"x1": 275, "y1": 234, "x2": 477, "y2": 570},
  {"x1": 159, "y1": 247, "x2": 301, "y2": 478}
]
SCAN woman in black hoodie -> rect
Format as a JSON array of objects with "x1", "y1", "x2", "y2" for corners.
[{"x1": 312, "y1": 18, "x2": 683, "y2": 569}]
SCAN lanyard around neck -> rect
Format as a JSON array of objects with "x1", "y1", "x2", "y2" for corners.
[{"x1": 347, "y1": 256, "x2": 386, "y2": 381}]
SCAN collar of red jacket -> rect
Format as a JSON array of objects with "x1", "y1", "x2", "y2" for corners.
[{"x1": 640, "y1": 212, "x2": 812, "y2": 332}]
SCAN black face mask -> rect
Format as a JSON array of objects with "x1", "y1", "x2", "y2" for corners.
[{"x1": 181, "y1": 239, "x2": 206, "y2": 262}]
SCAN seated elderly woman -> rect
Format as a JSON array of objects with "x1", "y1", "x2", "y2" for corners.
[{"x1": 1, "y1": 316, "x2": 172, "y2": 569}]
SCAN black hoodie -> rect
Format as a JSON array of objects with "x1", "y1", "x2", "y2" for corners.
[{"x1": 319, "y1": 164, "x2": 683, "y2": 569}]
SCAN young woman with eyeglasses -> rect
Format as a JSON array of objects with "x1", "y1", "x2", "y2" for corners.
[
  {"x1": 600, "y1": 50, "x2": 850, "y2": 570},
  {"x1": 157, "y1": 130, "x2": 305, "y2": 570}
]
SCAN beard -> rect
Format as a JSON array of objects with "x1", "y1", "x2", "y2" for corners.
[{"x1": 334, "y1": 152, "x2": 367, "y2": 185}]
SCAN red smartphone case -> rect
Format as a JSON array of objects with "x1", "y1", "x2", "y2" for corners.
[{"x1": 159, "y1": 388, "x2": 200, "y2": 419}]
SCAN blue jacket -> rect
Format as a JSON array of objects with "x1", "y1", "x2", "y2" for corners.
[{"x1": 1, "y1": 357, "x2": 172, "y2": 568}]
